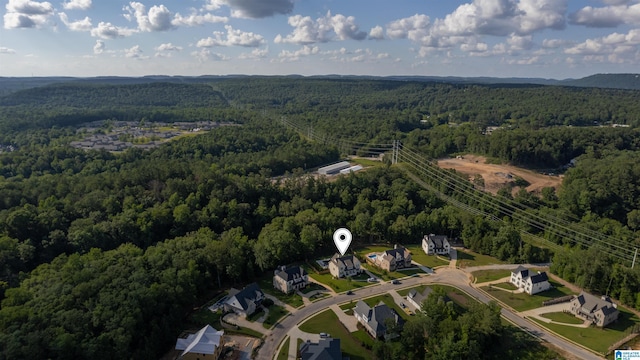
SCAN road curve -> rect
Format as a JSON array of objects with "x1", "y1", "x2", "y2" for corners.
[{"x1": 256, "y1": 266, "x2": 604, "y2": 360}]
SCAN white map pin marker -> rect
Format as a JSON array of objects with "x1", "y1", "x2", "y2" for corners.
[{"x1": 333, "y1": 228, "x2": 352, "y2": 256}]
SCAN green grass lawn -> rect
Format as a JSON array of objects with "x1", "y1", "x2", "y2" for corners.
[
  {"x1": 246, "y1": 307, "x2": 265, "y2": 322},
  {"x1": 256, "y1": 273, "x2": 305, "y2": 308},
  {"x1": 276, "y1": 338, "x2": 290, "y2": 360},
  {"x1": 298, "y1": 309, "x2": 373, "y2": 360},
  {"x1": 350, "y1": 158, "x2": 384, "y2": 167},
  {"x1": 496, "y1": 325, "x2": 568, "y2": 360},
  {"x1": 540, "y1": 312, "x2": 585, "y2": 324},
  {"x1": 308, "y1": 271, "x2": 369, "y2": 292},
  {"x1": 456, "y1": 249, "x2": 504, "y2": 268},
  {"x1": 397, "y1": 285, "x2": 428, "y2": 297},
  {"x1": 530, "y1": 307, "x2": 640, "y2": 354},
  {"x1": 493, "y1": 282, "x2": 519, "y2": 290},
  {"x1": 263, "y1": 305, "x2": 289, "y2": 329},
  {"x1": 362, "y1": 264, "x2": 424, "y2": 281},
  {"x1": 472, "y1": 269, "x2": 513, "y2": 283},
  {"x1": 340, "y1": 302, "x2": 357, "y2": 310},
  {"x1": 482, "y1": 281, "x2": 576, "y2": 312},
  {"x1": 405, "y1": 244, "x2": 450, "y2": 268},
  {"x1": 300, "y1": 282, "x2": 327, "y2": 294}
]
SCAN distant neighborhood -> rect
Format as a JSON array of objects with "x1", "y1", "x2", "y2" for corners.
[{"x1": 70, "y1": 120, "x2": 237, "y2": 151}]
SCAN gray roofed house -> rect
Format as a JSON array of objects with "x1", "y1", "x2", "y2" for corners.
[
  {"x1": 273, "y1": 265, "x2": 309, "y2": 294},
  {"x1": 328, "y1": 254, "x2": 362, "y2": 278},
  {"x1": 299, "y1": 338, "x2": 342, "y2": 360},
  {"x1": 422, "y1": 234, "x2": 450, "y2": 255},
  {"x1": 353, "y1": 300, "x2": 404, "y2": 339},
  {"x1": 224, "y1": 283, "x2": 265, "y2": 317},
  {"x1": 569, "y1": 292, "x2": 619, "y2": 327},
  {"x1": 406, "y1": 287, "x2": 434, "y2": 309}
]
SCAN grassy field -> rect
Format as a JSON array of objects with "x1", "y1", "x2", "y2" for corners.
[
  {"x1": 405, "y1": 244, "x2": 450, "y2": 268},
  {"x1": 256, "y1": 274, "x2": 304, "y2": 308},
  {"x1": 530, "y1": 307, "x2": 640, "y2": 354},
  {"x1": 456, "y1": 249, "x2": 504, "y2": 268},
  {"x1": 493, "y1": 282, "x2": 519, "y2": 290},
  {"x1": 472, "y1": 269, "x2": 512, "y2": 283},
  {"x1": 350, "y1": 158, "x2": 384, "y2": 167},
  {"x1": 361, "y1": 264, "x2": 424, "y2": 281},
  {"x1": 298, "y1": 309, "x2": 373, "y2": 360},
  {"x1": 482, "y1": 281, "x2": 576, "y2": 312},
  {"x1": 263, "y1": 305, "x2": 289, "y2": 329},
  {"x1": 276, "y1": 338, "x2": 290, "y2": 360},
  {"x1": 540, "y1": 312, "x2": 585, "y2": 324},
  {"x1": 397, "y1": 285, "x2": 428, "y2": 297},
  {"x1": 496, "y1": 325, "x2": 569, "y2": 360},
  {"x1": 307, "y1": 271, "x2": 370, "y2": 292},
  {"x1": 300, "y1": 282, "x2": 327, "y2": 294}
]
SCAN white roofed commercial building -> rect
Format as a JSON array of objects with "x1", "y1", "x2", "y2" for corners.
[
  {"x1": 318, "y1": 161, "x2": 351, "y2": 175},
  {"x1": 339, "y1": 165, "x2": 363, "y2": 174}
]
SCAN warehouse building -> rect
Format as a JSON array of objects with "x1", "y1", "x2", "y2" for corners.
[
  {"x1": 339, "y1": 165, "x2": 363, "y2": 174},
  {"x1": 318, "y1": 161, "x2": 351, "y2": 175}
]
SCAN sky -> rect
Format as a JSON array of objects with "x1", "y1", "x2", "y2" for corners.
[{"x1": 0, "y1": 0, "x2": 639, "y2": 78}]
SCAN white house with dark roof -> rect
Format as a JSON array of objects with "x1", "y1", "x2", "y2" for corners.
[
  {"x1": 353, "y1": 300, "x2": 404, "y2": 339},
  {"x1": 510, "y1": 266, "x2": 551, "y2": 295},
  {"x1": 328, "y1": 254, "x2": 362, "y2": 278},
  {"x1": 224, "y1": 283, "x2": 265, "y2": 317},
  {"x1": 569, "y1": 292, "x2": 619, "y2": 327},
  {"x1": 273, "y1": 265, "x2": 308, "y2": 294},
  {"x1": 174, "y1": 325, "x2": 224, "y2": 360},
  {"x1": 299, "y1": 338, "x2": 342, "y2": 360},
  {"x1": 422, "y1": 234, "x2": 450, "y2": 255}
]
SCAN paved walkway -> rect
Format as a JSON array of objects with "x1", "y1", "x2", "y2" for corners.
[
  {"x1": 287, "y1": 326, "x2": 321, "y2": 360},
  {"x1": 411, "y1": 260, "x2": 433, "y2": 274},
  {"x1": 520, "y1": 302, "x2": 591, "y2": 328},
  {"x1": 264, "y1": 294, "x2": 297, "y2": 313},
  {"x1": 449, "y1": 248, "x2": 458, "y2": 268},
  {"x1": 330, "y1": 304, "x2": 359, "y2": 332}
]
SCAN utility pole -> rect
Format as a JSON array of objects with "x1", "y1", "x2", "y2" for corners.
[{"x1": 633, "y1": 248, "x2": 638, "y2": 269}]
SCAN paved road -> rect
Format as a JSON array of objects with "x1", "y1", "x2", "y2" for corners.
[{"x1": 256, "y1": 266, "x2": 604, "y2": 360}]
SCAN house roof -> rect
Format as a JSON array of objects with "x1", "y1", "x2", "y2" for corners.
[
  {"x1": 274, "y1": 266, "x2": 308, "y2": 283},
  {"x1": 331, "y1": 254, "x2": 358, "y2": 270},
  {"x1": 299, "y1": 338, "x2": 342, "y2": 360},
  {"x1": 512, "y1": 265, "x2": 530, "y2": 279},
  {"x1": 426, "y1": 234, "x2": 448, "y2": 248},
  {"x1": 226, "y1": 283, "x2": 264, "y2": 311},
  {"x1": 175, "y1": 325, "x2": 223, "y2": 357},
  {"x1": 574, "y1": 292, "x2": 617, "y2": 314},
  {"x1": 408, "y1": 287, "x2": 433, "y2": 306},
  {"x1": 383, "y1": 246, "x2": 410, "y2": 261},
  {"x1": 529, "y1": 272, "x2": 549, "y2": 284},
  {"x1": 354, "y1": 300, "x2": 404, "y2": 336}
]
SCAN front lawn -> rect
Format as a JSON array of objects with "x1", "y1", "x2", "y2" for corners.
[
  {"x1": 263, "y1": 305, "x2": 289, "y2": 329},
  {"x1": 540, "y1": 312, "x2": 584, "y2": 324},
  {"x1": 405, "y1": 244, "x2": 450, "y2": 268},
  {"x1": 482, "y1": 281, "x2": 576, "y2": 312},
  {"x1": 307, "y1": 271, "x2": 369, "y2": 292},
  {"x1": 362, "y1": 264, "x2": 424, "y2": 281},
  {"x1": 276, "y1": 338, "x2": 290, "y2": 360},
  {"x1": 397, "y1": 285, "x2": 428, "y2": 297},
  {"x1": 300, "y1": 282, "x2": 327, "y2": 294},
  {"x1": 493, "y1": 282, "x2": 518, "y2": 290},
  {"x1": 472, "y1": 269, "x2": 512, "y2": 283},
  {"x1": 456, "y1": 249, "x2": 504, "y2": 267},
  {"x1": 530, "y1": 307, "x2": 640, "y2": 354},
  {"x1": 298, "y1": 309, "x2": 373, "y2": 360}
]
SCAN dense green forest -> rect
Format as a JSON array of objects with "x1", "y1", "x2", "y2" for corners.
[{"x1": 1, "y1": 78, "x2": 640, "y2": 359}]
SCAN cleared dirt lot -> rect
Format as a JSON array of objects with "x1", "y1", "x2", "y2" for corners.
[{"x1": 437, "y1": 155, "x2": 562, "y2": 195}]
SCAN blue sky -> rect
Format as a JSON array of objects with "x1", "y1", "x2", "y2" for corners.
[{"x1": 0, "y1": 0, "x2": 639, "y2": 78}]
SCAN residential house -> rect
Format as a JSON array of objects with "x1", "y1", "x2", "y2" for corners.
[
  {"x1": 328, "y1": 254, "x2": 362, "y2": 278},
  {"x1": 299, "y1": 338, "x2": 342, "y2": 360},
  {"x1": 510, "y1": 266, "x2": 551, "y2": 295},
  {"x1": 174, "y1": 325, "x2": 224, "y2": 360},
  {"x1": 569, "y1": 292, "x2": 619, "y2": 327},
  {"x1": 273, "y1": 265, "x2": 309, "y2": 294},
  {"x1": 224, "y1": 283, "x2": 265, "y2": 317},
  {"x1": 353, "y1": 300, "x2": 405, "y2": 339},
  {"x1": 366, "y1": 245, "x2": 412, "y2": 272},
  {"x1": 422, "y1": 234, "x2": 450, "y2": 255},
  {"x1": 406, "y1": 287, "x2": 433, "y2": 310}
]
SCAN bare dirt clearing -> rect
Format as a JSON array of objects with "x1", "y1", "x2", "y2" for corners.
[{"x1": 437, "y1": 155, "x2": 562, "y2": 195}]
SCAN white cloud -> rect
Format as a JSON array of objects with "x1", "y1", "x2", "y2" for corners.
[
  {"x1": 323, "y1": 47, "x2": 393, "y2": 63},
  {"x1": 0, "y1": 47, "x2": 17, "y2": 54},
  {"x1": 62, "y1": 0, "x2": 91, "y2": 10},
  {"x1": 277, "y1": 45, "x2": 319, "y2": 61},
  {"x1": 369, "y1": 25, "x2": 384, "y2": 40},
  {"x1": 59, "y1": 12, "x2": 92, "y2": 31},
  {"x1": 386, "y1": 14, "x2": 430, "y2": 40},
  {"x1": 275, "y1": 11, "x2": 367, "y2": 44},
  {"x1": 504, "y1": 55, "x2": 541, "y2": 65},
  {"x1": 197, "y1": 25, "x2": 265, "y2": 47},
  {"x1": 238, "y1": 47, "x2": 269, "y2": 59},
  {"x1": 155, "y1": 43, "x2": 182, "y2": 52},
  {"x1": 214, "y1": 0, "x2": 294, "y2": 19},
  {"x1": 542, "y1": 38, "x2": 572, "y2": 48},
  {"x1": 191, "y1": 48, "x2": 230, "y2": 62},
  {"x1": 172, "y1": 12, "x2": 228, "y2": 26},
  {"x1": 507, "y1": 34, "x2": 533, "y2": 50},
  {"x1": 569, "y1": 3, "x2": 640, "y2": 28},
  {"x1": 4, "y1": 0, "x2": 54, "y2": 28},
  {"x1": 90, "y1": 21, "x2": 135, "y2": 39},
  {"x1": 124, "y1": 45, "x2": 148, "y2": 59},
  {"x1": 93, "y1": 40, "x2": 104, "y2": 54},
  {"x1": 125, "y1": 2, "x2": 175, "y2": 32},
  {"x1": 565, "y1": 28, "x2": 640, "y2": 64}
]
